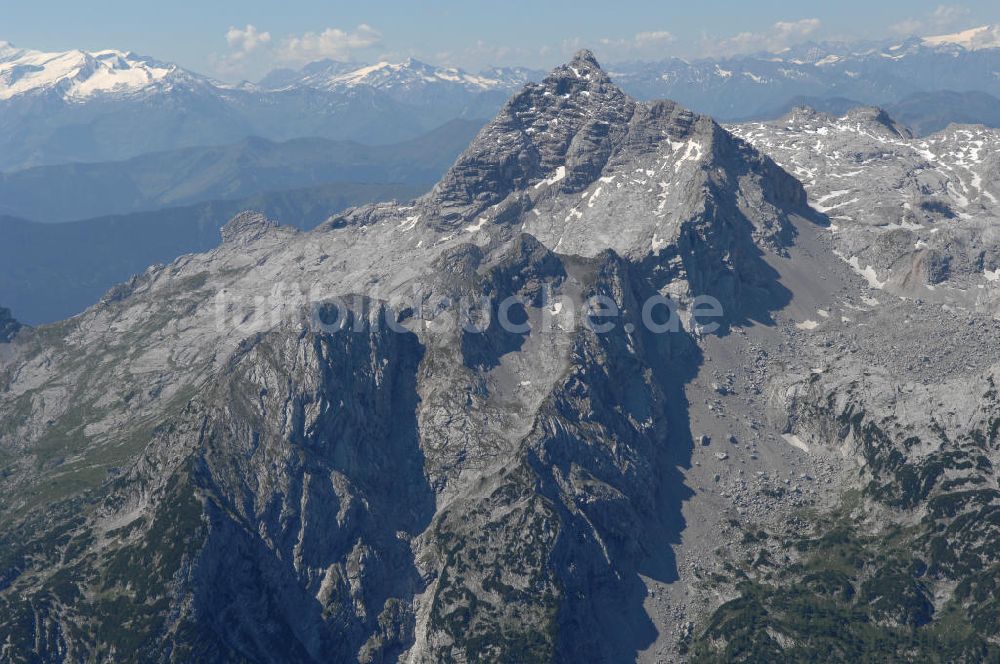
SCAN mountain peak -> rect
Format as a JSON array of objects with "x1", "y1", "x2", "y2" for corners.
[
  {"x1": 842, "y1": 106, "x2": 912, "y2": 138},
  {"x1": 779, "y1": 105, "x2": 913, "y2": 139},
  {"x1": 548, "y1": 49, "x2": 612, "y2": 86},
  {"x1": 0, "y1": 43, "x2": 193, "y2": 101},
  {"x1": 430, "y1": 50, "x2": 633, "y2": 214},
  {"x1": 400, "y1": 56, "x2": 432, "y2": 68},
  {"x1": 922, "y1": 24, "x2": 1000, "y2": 51},
  {"x1": 570, "y1": 49, "x2": 601, "y2": 68}
]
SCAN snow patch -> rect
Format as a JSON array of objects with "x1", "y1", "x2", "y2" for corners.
[
  {"x1": 398, "y1": 214, "x2": 421, "y2": 232},
  {"x1": 842, "y1": 255, "x2": 886, "y2": 289},
  {"x1": 464, "y1": 217, "x2": 488, "y2": 233},
  {"x1": 782, "y1": 434, "x2": 811, "y2": 453},
  {"x1": 534, "y1": 165, "x2": 566, "y2": 189}
]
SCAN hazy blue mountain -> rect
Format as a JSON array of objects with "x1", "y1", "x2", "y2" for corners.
[
  {"x1": 611, "y1": 32, "x2": 1000, "y2": 120},
  {"x1": 0, "y1": 181, "x2": 425, "y2": 324},
  {"x1": 4, "y1": 34, "x2": 1000, "y2": 169},
  {"x1": 257, "y1": 58, "x2": 364, "y2": 89},
  {"x1": 886, "y1": 90, "x2": 1000, "y2": 135},
  {"x1": 0, "y1": 44, "x2": 530, "y2": 171},
  {"x1": 0, "y1": 119, "x2": 482, "y2": 222},
  {"x1": 0, "y1": 306, "x2": 18, "y2": 342}
]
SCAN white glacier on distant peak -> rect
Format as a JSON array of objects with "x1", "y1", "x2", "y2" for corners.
[{"x1": 0, "y1": 43, "x2": 197, "y2": 101}]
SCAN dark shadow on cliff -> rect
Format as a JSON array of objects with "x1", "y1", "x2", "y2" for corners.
[
  {"x1": 543, "y1": 192, "x2": 827, "y2": 659},
  {"x1": 508, "y1": 251, "x2": 703, "y2": 663},
  {"x1": 676, "y1": 123, "x2": 832, "y2": 337},
  {"x1": 186, "y1": 307, "x2": 436, "y2": 662}
]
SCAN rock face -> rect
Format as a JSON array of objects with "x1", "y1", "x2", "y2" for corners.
[{"x1": 2, "y1": 51, "x2": 1000, "y2": 663}]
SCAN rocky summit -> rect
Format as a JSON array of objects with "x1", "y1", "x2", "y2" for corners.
[{"x1": 1, "y1": 50, "x2": 1000, "y2": 663}]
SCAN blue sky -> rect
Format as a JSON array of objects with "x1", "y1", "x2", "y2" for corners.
[{"x1": 4, "y1": 0, "x2": 1000, "y2": 80}]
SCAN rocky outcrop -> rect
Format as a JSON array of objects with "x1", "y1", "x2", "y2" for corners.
[{"x1": 220, "y1": 210, "x2": 288, "y2": 244}]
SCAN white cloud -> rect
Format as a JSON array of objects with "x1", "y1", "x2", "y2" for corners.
[
  {"x1": 225, "y1": 25, "x2": 271, "y2": 55},
  {"x1": 594, "y1": 31, "x2": 675, "y2": 61},
  {"x1": 211, "y1": 23, "x2": 382, "y2": 81},
  {"x1": 931, "y1": 4, "x2": 971, "y2": 24},
  {"x1": 890, "y1": 18, "x2": 925, "y2": 36},
  {"x1": 278, "y1": 24, "x2": 382, "y2": 63},
  {"x1": 634, "y1": 31, "x2": 676, "y2": 47},
  {"x1": 890, "y1": 4, "x2": 971, "y2": 35},
  {"x1": 715, "y1": 18, "x2": 822, "y2": 55},
  {"x1": 774, "y1": 19, "x2": 822, "y2": 38},
  {"x1": 398, "y1": 31, "x2": 675, "y2": 72}
]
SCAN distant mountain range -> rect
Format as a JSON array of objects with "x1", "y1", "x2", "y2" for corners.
[
  {"x1": 0, "y1": 117, "x2": 485, "y2": 323},
  {"x1": 0, "y1": 119, "x2": 482, "y2": 222},
  {"x1": 4, "y1": 28, "x2": 1000, "y2": 170},
  {"x1": 882, "y1": 89, "x2": 1000, "y2": 135},
  {"x1": 0, "y1": 43, "x2": 533, "y2": 171},
  {"x1": 0, "y1": 41, "x2": 203, "y2": 101},
  {"x1": 610, "y1": 28, "x2": 1000, "y2": 120},
  {"x1": 259, "y1": 57, "x2": 540, "y2": 97},
  {"x1": 747, "y1": 89, "x2": 1000, "y2": 135}
]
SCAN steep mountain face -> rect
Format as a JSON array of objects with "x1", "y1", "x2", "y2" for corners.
[
  {"x1": 2, "y1": 50, "x2": 1000, "y2": 663},
  {"x1": 730, "y1": 107, "x2": 1000, "y2": 308},
  {"x1": 0, "y1": 51, "x2": 814, "y2": 662}
]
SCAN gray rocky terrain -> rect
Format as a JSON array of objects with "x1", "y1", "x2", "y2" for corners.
[
  {"x1": 731, "y1": 108, "x2": 1000, "y2": 311},
  {"x1": 1, "y1": 51, "x2": 999, "y2": 662}
]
